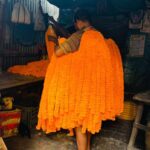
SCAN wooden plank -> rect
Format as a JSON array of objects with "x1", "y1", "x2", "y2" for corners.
[
  {"x1": 133, "y1": 90, "x2": 150, "y2": 104},
  {"x1": 0, "y1": 72, "x2": 44, "y2": 91},
  {"x1": 134, "y1": 123, "x2": 150, "y2": 131}
]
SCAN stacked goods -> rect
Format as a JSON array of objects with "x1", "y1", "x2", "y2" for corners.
[
  {"x1": 141, "y1": 10, "x2": 150, "y2": 33},
  {"x1": 0, "y1": 96, "x2": 21, "y2": 138},
  {"x1": 37, "y1": 30, "x2": 124, "y2": 135},
  {"x1": 0, "y1": 109, "x2": 21, "y2": 138},
  {"x1": 118, "y1": 101, "x2": 137, "y2": 121},
  {"x1": 128, "y1": 34, "x2": 145, "y2": 57}
]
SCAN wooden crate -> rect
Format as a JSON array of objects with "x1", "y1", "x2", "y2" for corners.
[{"x1": 15, "y1": 105, "x2": 38, "y2": 129}]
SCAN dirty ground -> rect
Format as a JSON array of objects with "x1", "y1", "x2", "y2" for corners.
[{"x1": 4, "y1": 120, "x2": 144, "y2": 150}]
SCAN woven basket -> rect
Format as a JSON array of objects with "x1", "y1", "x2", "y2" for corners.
[{"x1": 118, "y1": 101, "x2": 137, "y2": 121}]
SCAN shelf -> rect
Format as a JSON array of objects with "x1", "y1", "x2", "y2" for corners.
[{"x1": 126, "y1": 55, "x2": 143, "y2": 58}]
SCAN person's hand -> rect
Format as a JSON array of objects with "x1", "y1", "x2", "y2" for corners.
[{"x1": 48, "y1": 25, "x2": 57, "y2": 38}]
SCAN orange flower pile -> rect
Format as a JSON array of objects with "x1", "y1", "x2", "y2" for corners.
[
  {"x1": 8, "y1": 60, "x2": 49, "y2": 78},
  {"x1": 7, "y1": 26, "x2": 55, "y2": 78},
  {"x1": 37, "y1": 30, "x2": 124, "y2": 135}
]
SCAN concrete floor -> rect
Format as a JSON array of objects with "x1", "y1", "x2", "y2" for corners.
[{"x1": 4, "y1": 120, "x2": 144, "y2": 150}]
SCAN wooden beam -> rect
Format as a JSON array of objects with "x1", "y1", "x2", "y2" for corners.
[{"x1": 134, "y1": 123, "x2": 150, "y2": 131}]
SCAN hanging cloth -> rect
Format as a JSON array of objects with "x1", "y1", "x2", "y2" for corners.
[
  {"x1": 40, "y1": 0, "x2": 60, "y2": 21},
  {"x1": 11, "y1": 2, "x2": 31, "y2": 24},
  {"x1": 141, "y1": 10, "x2": 150, "y2": 33},
  {"x1": 129, "y1": 9, "x2": 144, "y2": 29},
  {"x1": 34, "y1": 8, "x2": 46, "y2": 31}
]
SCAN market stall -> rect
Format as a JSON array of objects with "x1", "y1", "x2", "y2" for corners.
[{"x1": 0, "y1": 0, "x2": 150, "y2": 150}]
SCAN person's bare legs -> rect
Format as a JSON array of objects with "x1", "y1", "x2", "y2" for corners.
[
  {"x1": 87, "y1": 131, "x2": 92, "y2": 150},
  {"x1": 75, "y1": 127, "x2": 87, "y2": 150}
]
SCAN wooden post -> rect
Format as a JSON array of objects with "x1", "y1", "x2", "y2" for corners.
[
  {"x1": 127, "y1": 104, "x2": 144, "y2": 150},
  {"x1": 0, "y1": 0, "x2": 5, "y2": 48},
  {"x1": 0, "y1": 137, "x2": 7, "y2": 150},
  {"x1": 146, "y1": 122, "x2": 150, "y2": 150}
]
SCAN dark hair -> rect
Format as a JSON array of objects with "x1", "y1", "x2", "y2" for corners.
[{"x1": 74, "y1": 9, "x2": 92, "y2": 23}]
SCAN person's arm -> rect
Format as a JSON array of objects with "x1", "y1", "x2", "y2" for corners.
[
  {"x1": 55, "y1": 46, "x2": 65, "y2": 57},
  {"x1": 48, "y1": 27, "x2": 83, "y2": 57},
  {"x1": 47, "y1": 35, "x2": 65, "y2": 57}
]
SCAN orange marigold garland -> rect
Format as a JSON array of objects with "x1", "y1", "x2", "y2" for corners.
[
  {"x1": 7, "y1": 28, "x2": 124, "y2": 134},
  {"x1": 37, "y1": 30, "x2": 124, "y2": 135}
]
